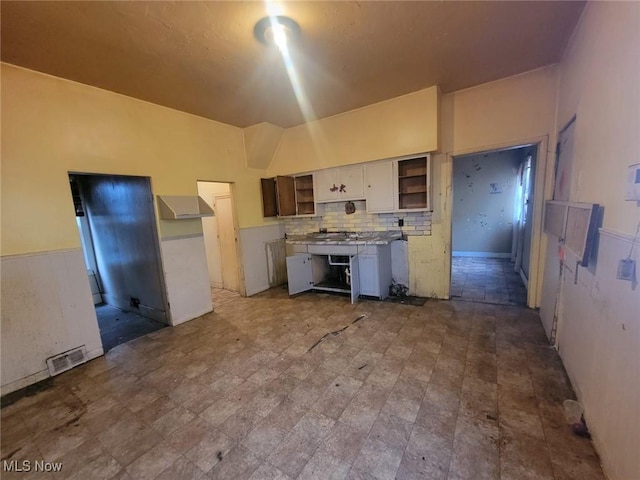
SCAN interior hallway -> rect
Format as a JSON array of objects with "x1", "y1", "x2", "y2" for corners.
[
  {"x1": 1, "y1": 290, "x2": 604, "y2": 480},
  {"x1": 451, "y1": 257, "x2": 528, "y2": 306}
]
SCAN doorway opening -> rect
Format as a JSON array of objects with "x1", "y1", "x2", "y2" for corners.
[
  {"x1": 69, "y1": 173, "x2": 169, "y2": 352},
  {"x1": 197, "y1": 181, "x2": 241, "y2": 309},
  {"x1": 450, "y1": 144, "x2": 538, "y2": 306}
]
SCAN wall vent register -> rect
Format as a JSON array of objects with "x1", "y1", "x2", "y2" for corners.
[{"x1": 46, "y1": 346, "x2": 87, "y2": 376}]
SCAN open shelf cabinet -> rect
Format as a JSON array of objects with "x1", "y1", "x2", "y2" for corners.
[{"x1": 397, "y1": 156, "x2": 429, "y2": 210}]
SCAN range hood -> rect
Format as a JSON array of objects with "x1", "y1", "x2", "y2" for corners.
[{"x1": 157, "y1": 195, "x2": 214, "y2": 220}]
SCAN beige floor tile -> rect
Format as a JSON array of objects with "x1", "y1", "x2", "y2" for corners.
[
  {"x1": 312, "y1": 375, "x2": 362, "y2": 420},
  {"x1": 208, "y1": 445, "x2": 262, "y2": 479},
  {"x1": 319, "y1": 421, "x2": 369, "y2": 463},
  {"x1": 184, "y1": 429, "x2": 234, "y2": 473},
  {"x1": 2, "y1": 291, "x2": 608, "y2": 480},
  {"x1": 167, "y1": 416, "x2": 215, "y2": 454},
  {"x1": 297, "y1": 449, "x2": 351, "y2": 480},
  {"x1": 105, "y1": 427, "x2": 163, "y2": 467},
  {"x1": 248, "y1": 462, "x2": 292, "y2": 480},
  {"x1": 124, "y1": 441, "x2": 181, "y2": 480},
  {"x1": 154, "y1": 457, "x2": 207, "y2": 480},
  {"x1": 368, "y1": 412, "x2": 413, "y2": 451},
  {"x1": 353, "y1": 436, "x2": 404, "y2": 480},
  {"x1": 267, "y1": 432, "x2": 319, "y2": 479},
  {"x1": 395, "y1": 451, "x2": 448, "y2": 480},
  {"x1": 499, "y1": 432, "x2": 555, "y2": 480},
  {"x1": 242, "y1": 423, "x2": 288, "y2": 459}
]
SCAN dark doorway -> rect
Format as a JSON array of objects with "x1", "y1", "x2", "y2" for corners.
[{"x1": 69, "y1": 174, "x2": 168, "y2": 351}]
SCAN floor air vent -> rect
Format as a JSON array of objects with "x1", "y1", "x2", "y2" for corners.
[{"x1": 46, "y1": 346, "x2": 87, "y2": 376}]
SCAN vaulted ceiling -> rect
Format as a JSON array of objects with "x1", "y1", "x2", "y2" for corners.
[{"x1": 1, "y1": 1, "x2": 585, "y2": 128}]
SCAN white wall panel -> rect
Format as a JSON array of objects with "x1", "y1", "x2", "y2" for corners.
[
  {"x1": 240, "y1": 224, "x2": 286, "y2": 296},
  {"x1": 160, "y1": 235, "x2": 212, "y2": 326},
  {"x1": 555, "y1": 230, "x2": 640, "y2": 480},
  {"x1": 1, "y1": 249, "x2": 102, "y2": 395}
]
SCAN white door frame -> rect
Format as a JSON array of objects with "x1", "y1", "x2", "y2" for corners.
[{"x1": 444, "y1": 135, "x2": 550, "y2": 308}]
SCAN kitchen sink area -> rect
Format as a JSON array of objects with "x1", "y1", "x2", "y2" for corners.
[
  {"x1": 286, "y1": 230, "x2": 403, "y2": 244},
  {"x1": 285, "y1": 230, "x2": 403, "y2": 302}
]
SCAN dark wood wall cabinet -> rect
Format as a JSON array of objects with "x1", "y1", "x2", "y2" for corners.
[{"x1": 261, "y1": 174, "x2": 316, "y2": 217}]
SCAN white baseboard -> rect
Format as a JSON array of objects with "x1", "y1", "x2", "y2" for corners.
[
  {"x1": 452, "y1": 251, "x2": 512, "y2": 259},
  {"x1": 0, "y1": 346, "x2": 104, "y2": 396}
]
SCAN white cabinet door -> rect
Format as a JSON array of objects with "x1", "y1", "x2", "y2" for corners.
[
  {"x1": 350, "y1": 255, "x2": 360, "y2": 303},
  {"x1": 286, "y1": 254, "x2": 313, "y2": 295},
  {"x1": 358, "y1": 254, "x2": 379, "y2": 297},
  {"x1": 365, "y1": 161, "x2": 395, "y2": 212},
  {"x1": 339, "y1": 165, "x2": 365, "y2": 200},
  {"x1": 314, "y1": 169, "x2": 339, "y2": 202}
]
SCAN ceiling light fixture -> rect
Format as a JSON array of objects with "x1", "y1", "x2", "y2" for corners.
[{"x1": 254, "y1": 15, "x2": 300, "y2": 51}]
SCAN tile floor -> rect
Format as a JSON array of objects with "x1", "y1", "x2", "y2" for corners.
[
  {"x1": 451, "y1": 257, "x2": 528, "y2": 306},
  {"x1": 211, "y1": 288, "x2": 241, "y2": 309},
  {"x1": 96, "y1": 305, "x2": 167, "y2": 353},
  {"x1": 1, "y1": 287, "x2": 605, "y2": 480}
]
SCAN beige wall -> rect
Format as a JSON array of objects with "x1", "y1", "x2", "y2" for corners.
[
  {"x1": 551, "y1": 3, "x2": 640, "y2": 479},
  {"x1": 0, "y1": 63, "x2": 271, "y2": 257},
  {"x1": 268, "y1": 86, "x2": 440, "y2": 175},
  {"x1": 430, "y1": 66, "x2": 559, "y2": 301},
  {"x1": 556, "y1": 3, "x2": 639, "y2": 234},
  {"x1": 265, "y1": 68, "x2": 558, "y2": 299}
]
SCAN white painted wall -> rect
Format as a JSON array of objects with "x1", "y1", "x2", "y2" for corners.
[
  {"x1": 197, "y1": 181, "x2": 230, "y2": 288},
  {"x1": 239, "y1": 224, "x2": 286, "y2": 296},
  {"x1": 550, "y1": 3, "x2": 640, "y2": 479},
  {"x1": 1, "y1": 249, "x2": 103, "y2": 395},
  {"x1": 160, "y1": 235, "x2": 213, "y2": 326}
]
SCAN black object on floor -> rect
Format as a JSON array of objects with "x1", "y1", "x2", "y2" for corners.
[
  {"x1": 383, "y1": 295, "x2": 427, "y2": 306},
  {"x1": 96, "y1": 304, "x2": 166, "y2": 352}
]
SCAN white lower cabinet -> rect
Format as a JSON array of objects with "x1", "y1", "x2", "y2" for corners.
[
  {"x1": 286, "y1": 253, "x2": 361, "y2": 303},
  {"x1": 358, "y1": 255, "x2": 379, "y2": 297},
  {"x1": 357, "y1": 245, "x2": 392, "y2": 299},
  {"x1": 285, "y1": 244, "x2": 392, "y2": 302},
  {"x1": 286, "y1": 254, "x2": 314, "y2": 295}
]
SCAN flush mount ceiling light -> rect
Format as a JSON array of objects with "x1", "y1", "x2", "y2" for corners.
[{"x1": 254, "y1": 15, "x2": 300, "y2": 50}]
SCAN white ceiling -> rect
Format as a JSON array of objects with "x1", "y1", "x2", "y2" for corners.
[{"x1": 1, "y1": 1, "x2": 586, "y2": 128}]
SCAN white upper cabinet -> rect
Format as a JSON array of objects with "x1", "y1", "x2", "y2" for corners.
[
  {"x1": 339, "y1": 165, "x2": 365, "y2": 200},
  {"x1": 365, "y1": 161, "x2": 395, "y2": 213},
  {"x1": 314, "y1": 165, "x2": 365, "y2": 202},
  {"x1": 314, "y1": 169, "x2": 339, "y2": 202}
]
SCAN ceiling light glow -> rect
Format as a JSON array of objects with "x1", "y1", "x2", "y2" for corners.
[
  {"x1": 254, "y1": 15, "x2": 299, "y2": 51},
  {"x1": 270, "y1": 23, "x2": 288, "y2": 50}
]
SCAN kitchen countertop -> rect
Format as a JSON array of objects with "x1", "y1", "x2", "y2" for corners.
[{"x1": 286, "y1": 231, "x2": 403, "y2": 245}]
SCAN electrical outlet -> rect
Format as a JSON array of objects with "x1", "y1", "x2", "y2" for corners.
[
  {"x1": 616, "y1": 259, "x2": 635, "y2": 281},
  {"x1": 398, "y1": 219, "x2": 404, "y2": 227}
]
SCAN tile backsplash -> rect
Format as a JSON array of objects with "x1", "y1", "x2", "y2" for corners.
[{"x1": 283, "y1": 201, "x2": 432, "y2": 236}]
